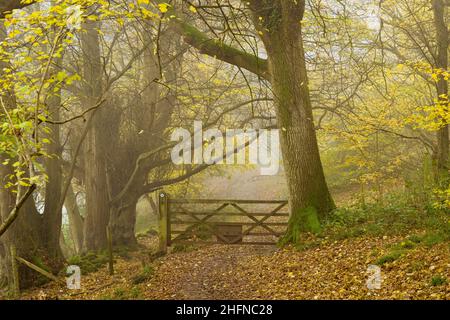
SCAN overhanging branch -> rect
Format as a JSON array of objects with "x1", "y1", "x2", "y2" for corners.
[{"x1": 170, "y1": 16, "x2": 269, "y2": 80}]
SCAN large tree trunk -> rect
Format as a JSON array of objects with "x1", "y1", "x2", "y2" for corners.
[
  {"x1": 250, "y1": 1, "x2": 335, "y2": 240},
  {"x1": 0, "y1": 158, "x2": 16, "y2": 289},
  {"x1": 110, "y1": 199, "x2": 138, "y2": 247},
  {"x1": 80, "y1": 21, "x2": 110, "y2": 252},
  {"x1": 432, "y1": 0, "x2": 449, "y2": 178},
  {"x1": 82, "y1": 109, "x2": 110, "y2": 252},
  {"x1": 105, "y1": 102, "x2": 139, "y2": 248},
  {"x1": 0, "y1": 154, "x2": 47, "y2": 289},
  {"x1": 0, "y1": 187, "x2": 44, "y2": 289},
  {"x1": 41, "y1": 58, "x2": 64, "y2": 269},
  {"x1": 108, "y1": 21, "x2": 178, "y2": 247}
]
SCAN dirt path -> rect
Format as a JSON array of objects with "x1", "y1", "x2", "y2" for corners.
[
  {"x1": 181, "y1": 245, "x2": 278, "y2": 299},
  {"x1": 144, "y1": 245, "x2": 278, "y2": 299},
  {"x1": 143, "y1": 237, "x2": 449, "y2": 300},
  {"x1": 18, "y1": 235, "x2": 449, "y2": 300}
]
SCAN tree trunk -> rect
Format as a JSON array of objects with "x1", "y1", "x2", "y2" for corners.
[
  {"x1": 0, "y1": 157, "x2": 46, "y2": 289},
  {"x1": 80, "y1": 21, "x2": 110, "y2": 252},
  {"x1": 0, "y1": 191, "x2": 44, "y2": 289},
  {"x1": 41, "y1": 58, "x2": 64, "y2": 269},
  {"x1": 110, "y1": 199, "x2": 138, "y2": 247},
  {"x1": 108, "y1": 24, "x2": 158, "y2": 248},
  {"x1": 0, "y1": 157, "x2": 16, "y2": 289},
  {"x1": 250, "y1": 1, "x2": 335, "y2": 241},
  {"x1": 108, "y1": 21, "x2": 179, "y2": 247},
  {"x1": 82, "y1": 113, "x2": 110, "y2": 252},
  {"x1": 432, "y1": 0, "x2": 449, "y2": 178}
]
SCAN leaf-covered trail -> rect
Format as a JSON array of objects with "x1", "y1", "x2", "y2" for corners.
[
  {"x1": 146, "y1": 245, "x2": 277, "y2": 300},
  {"x1": 19, "y1": 235, "x2": 449, "y2": 300},
  {"x1": 143, "y1": 236, "x2": 449, "y2": 300}
]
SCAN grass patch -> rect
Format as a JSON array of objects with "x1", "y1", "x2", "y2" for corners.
[
  {"x1": 431, "y1": 275, "x2": 447, "y2": 287},
  {"x1": 375, "y1": 250, "x2": 403, "y2": 266},
  {"x1": 67, "y1": 252, "x2": 110, "y2": 274},
  {"x1": 323, "y1": 189, "x2": 449, "y2": 244},
  {"x1": 102, "y1": 287, "x2": 143, "y2": 300},
  {"x1": 171, "y1": 244, "x2": 197, "y2": 253},
  {"x1": 136, "y1": 227, "x2": 158, "y2": 238},
  {"x1": 407, "y1": 234, "x2": 423, "y2": 244},
  {"x1": 422, "y1": 232, "x2": 449, "y2": 247},
  {"x1": 397, "y1": 239, "x2": 416, "y2": 249},
  {"x1": 374, "y1": 237, "x2": 420, "y2": 266},
  {"x1": 405, "y1": 231, "x2": 449, "y2": 247}
]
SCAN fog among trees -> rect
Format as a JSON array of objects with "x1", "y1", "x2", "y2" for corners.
[{"x1": 0, "y1": 0, "x2": 448, "y2": 300}]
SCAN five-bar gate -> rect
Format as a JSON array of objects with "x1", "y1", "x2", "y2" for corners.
[{"x1": 157, "y1": 192, "x2": 289, "y2": 252}]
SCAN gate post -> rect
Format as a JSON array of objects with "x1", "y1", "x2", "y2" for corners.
[
  {"x1": 158, "y1": 191, "x2": 169, "y2": 254},
  {"x1": 10, "y1": 244, "x2": 20, "y2": 297}
]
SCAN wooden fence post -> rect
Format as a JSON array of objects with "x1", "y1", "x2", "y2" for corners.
[
  {"x1": 10, "y1": 245, "x2": 20, "y2": 298},
  {"x1": 158, "y1": 191, "x2": 168, "y2": 254},
  {"x1": 106, "y1": 225, "x2": 114, "y2": 275}
]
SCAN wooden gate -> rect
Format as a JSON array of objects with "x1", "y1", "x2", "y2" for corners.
[{"x1": 157, "y1": 192, "x2": 289, "y2": 252}]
